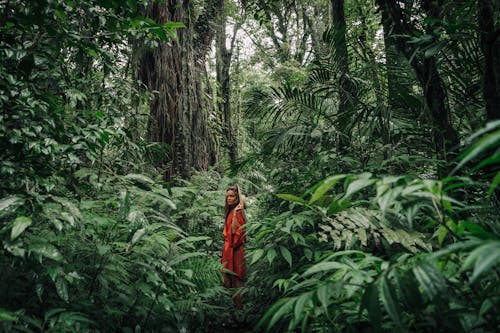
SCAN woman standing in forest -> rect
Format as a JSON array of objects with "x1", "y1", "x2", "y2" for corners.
[{"x1": 221, "y1": 185, "x2": 246, "y2": 310}]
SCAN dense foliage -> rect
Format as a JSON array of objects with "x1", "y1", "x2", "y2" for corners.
[{"x1": 1, "y1": 0, "x2": 499, "y2": 332}]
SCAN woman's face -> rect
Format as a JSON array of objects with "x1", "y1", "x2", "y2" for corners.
[{"x1": 226, "y1": 190, "x2": 238, "y2": 206}]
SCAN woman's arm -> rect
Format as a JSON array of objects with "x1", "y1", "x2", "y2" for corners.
[{"x1": 231, "y1": 210, "x2": 246, "y2": 248}]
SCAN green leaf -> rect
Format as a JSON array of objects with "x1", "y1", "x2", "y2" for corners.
[
  {"x1": 0, "y1": 309, "x2": 18, "y2": 321},
  {"x1": 168, "y1": 252, "x2": 204, "y2": 266},
  {"x1": 424, "y1": 41, "x2": 445, "y2": 58},
  {"x1": 344, "y1": 176, "x2": 376, "y2": 198},
  {"x1": 127, "y1": 0, "x2": 137, "y2": 13},
  {"x1": 276, "y1": 193, "x2": 307, "y2": 205},
  {"x1": 11, "y1": 216, "x2": 32, "y2": 240},
  {"x1": 124, "y1": 173, "x2": 155, "y2": 185},
  {"x1": 294, "y1": 293, "x2": 311, "y2": 323},
  {"x1": 251, "y1": 249, "x2": 265, "y2": 264},
  {"x1": 303, "y1": 261, "x2": 349, "y2": 276},
  {"x1": 131, "y1": 228, "x2": 146, "y2": 244},
  {"x1": 379, "y1": 276, "x2": 402, "y2": 329},
  {"x1": 360, "y1": 283, "x2": 381, "y2": 331},
  {"x1": 316, "y1": 284, "x2": 330, "y2": 309},
  {"x1": 470, "y1": 242, "x2": 500, "y2": 283},
  {"x1": 453, "y1": 129, "x2": 500, "y2": 174},
  {"x1": 164, "y1": 21, "x2": 186, "y2": 29},
  {"x1": 29, "y1": 243, "x2": 63, "y2": 261},
  {"x1": 56, "y1": 277, "x2": 69, "y2": 302},
  {"x1": 488, "y1": 172, "x2": 500, "y2": 198},
  {"x1": 309, "y1": 175, "x2": 346, "y2": 204},
  {"x1": 97, "y1": 244, "x2": 110, "y2": 256},
  {"x1": 267, "y1": 247, "x2": 277, "y2": 264},
  {"x1": 437, "y1": 226, "x2": 447, "y2": 247},
  {"x1": 44, "y1": 308, "x2": 66, "y2": 320},
  {"x1": 268, "y1": 297, "x2": 293, "y2": 329},
  {"x1": 0, "y1": 196, "x2": 24, "y2": 215},
  {"x1": 280, "y1": 246, "x2": 292, "y2": 267}
]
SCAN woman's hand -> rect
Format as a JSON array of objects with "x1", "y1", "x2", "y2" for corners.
[{"x1": 235, "y1": 203, "x2": 244, "y2": 211}]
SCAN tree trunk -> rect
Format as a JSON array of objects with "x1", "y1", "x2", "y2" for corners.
[
  {"x1": 478, "y1": 0, "x2": 500, "y2": 121},
  {"x1": 216, "y1": 0, "x2": 237, "y2": 169},
  {"x1": 331, "y1": 0, "x2": 354, "y2": 149},
  {"x1": 138, "y1": 0, "x2": 217, "y2": 180},
  {"x1": 378, "y1": 0, "x2": 459, "y2": 167}
]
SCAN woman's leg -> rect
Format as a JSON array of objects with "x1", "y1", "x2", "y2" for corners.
[
  {"x1": 232, "y1": 276, "x2": 243, "y2": 309},
  {"x1": 223, "y1": 273, "x2": 232, "y2": 288}
]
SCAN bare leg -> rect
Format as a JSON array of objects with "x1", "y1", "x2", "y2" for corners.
[
  {"x1": 232, "y1": 276, "x2": 243, "y2": 310},
  {"x1": 223, "y1": 273, "x2": 232, "y2": 288}
]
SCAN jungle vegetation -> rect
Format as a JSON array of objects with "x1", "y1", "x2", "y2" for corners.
[{"x1": 0, "y1": 0, "x2": 499, "y2": 332}]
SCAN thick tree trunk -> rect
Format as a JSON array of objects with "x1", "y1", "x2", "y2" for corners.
[
  {"x1": 331, "y1": 0, "x2": 354, "y2": 149},
  {"x1": 138, "y1": 1, "x2": 217, "y2": 180},
  {"x1": 216, "y1": 0, "x2": 237, "y2": 169},
  {"x1": 478, "y1": 0, "x2": 500, "y2": 121}
]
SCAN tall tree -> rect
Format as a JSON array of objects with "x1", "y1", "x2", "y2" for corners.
[
  {"x1": 216, "y1": 0, "x2": 244, "y2": 169},
  {"x1": 478, "y1": 0, "x2": 500, "y2": 121},
  {"x1": 138, "y1": 0, "x2": 218, "y2": 180},
  {"x1": 330, "y1": 0, "x2": 355, "y2": 149},
  {"x1": 378, "y1": 0, "x2": 459, "y2": 167}
]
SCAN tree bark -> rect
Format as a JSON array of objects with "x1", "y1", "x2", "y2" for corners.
[
  {"x1": 216, "y1": 0, "x2": 238, "y2": 169},
  {"x1": 478, "y1": 0, "x2": 500, "y2": 121},
  {"x1": 378, "y1": 0, "x2": 459, "y2": 166},
  {"x1": 331, "y1": 0, "x2": 354, "y2": 149},
  {"x1": 138, "y1": 0, "x2": 218, "y2": 180}
]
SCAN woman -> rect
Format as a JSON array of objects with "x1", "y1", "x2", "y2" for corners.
[{"x1": 221, "y1": 185, "x2": 246, "y2": 309}]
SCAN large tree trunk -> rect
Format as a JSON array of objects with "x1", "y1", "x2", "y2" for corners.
[
  {"x1": 331, "y1": 0, "x2": 354, "y2": 149},
  {"x1": 378, "y1": 0, "x2": 459, "y2": 168},
  {"x1": 478, "y1": 0, "x2": 500, "y2": 121},
  {"x1": 216, "y1": 0, "x2": 237, "y2": 169},
  {"x1": 138, "y1": 0, "x2": 217, "y2": 180}
]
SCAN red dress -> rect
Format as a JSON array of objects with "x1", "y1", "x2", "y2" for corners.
[{"x1": 221, "y1": 209, "x2": 246, "y2": 280}]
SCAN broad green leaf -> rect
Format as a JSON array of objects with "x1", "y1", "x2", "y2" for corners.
[
  {"x1": 0, "y1": 309, "x2": 18, "y2": 321},
  {"x1": 316, "y1": 284, "x2": 330, "y2": 309},
  {"x1": 413, "y1": 264, "x2": 446, "y2": 300},
  {"x1": 251, "y1": 249, "x2": 265, "y2": 264},
  {"x1": 56, "y1": 277, "x2": 69, "y2": 302},
  {"x1": 280, "y1": 246, "x2": 292, "y2": 267},
  {"x1": 52, "y1": 197, "x2": 82, "y2": 220},
  {"x1": 469, "y1": 242, "x2": 500, "y2": 283},
  {"x1": 309, "y1": 175, "x2": 346, "y2": 204},
  {"x1": 268, "y1": 297, "x2": 293, "y2": 330},
  {"x1": 344, "y1": 177, "x2": 376, "y2": 198},
  {"x1": 276, "y1": 193, "x2": 307, "y2": 205},
  {"x1": 437, "y1": 226, "x2": 447, "y2": 247},
  {"x1": 0, "y1": 196, "x2": 24, "y2": 215},
  {"x1": 256, "y1": 297, "x2": 289, "y2": 330},
  {"x1": 10, "y1": 216, "x2": 32, "y2": 240},
  {"x1": 294, "y1": 293, "x2": 311, "y2": 323},
  {"x1": 303, "y1": 261, "x2": 349, "y2": 276},
  {"x1": 267, "y1": 247, "x2": 277, "y2": 264},
  {"x1": 29, "y1": 243, "x2": 63, "y2": 261}
]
